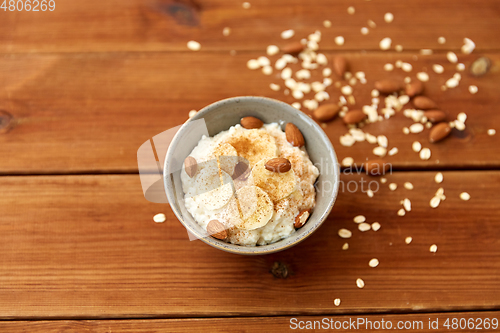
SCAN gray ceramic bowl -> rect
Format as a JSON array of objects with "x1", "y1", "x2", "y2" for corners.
[{"x1": 164, "y1": 96, "x2": 339, "y2": 255}]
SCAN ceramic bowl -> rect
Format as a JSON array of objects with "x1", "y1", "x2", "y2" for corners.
[{"x1": 164, "y1": 96, "x2": 339, "y2": 255}]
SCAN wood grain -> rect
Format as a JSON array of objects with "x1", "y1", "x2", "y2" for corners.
[
  {"x1": 1, "y1": 312, "x2": 499, "y2": 332},
  {"x1": 1, "y1": 0, "x2": 500, "y2": 53},
  {"x1": 0, "y1": 52, "x2": 498, "y2": 174},
  {"x1": 0, "y1": 172, "x2": 498, "y2": 319}
]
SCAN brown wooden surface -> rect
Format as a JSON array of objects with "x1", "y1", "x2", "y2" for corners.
[
  {"x1": 0, "y1": 52, "x2": 499, "y2": 173},
  {"x1": 0, "y1": 172, "x2": 498, "y2": 319},
  {"x1": 0, "y1": 0, "x2": 499, "y2": 331},
  {"x1": 1, "y1": 312, "x2": 499, "y2": 332},
  {"x1": 1, "y1": 0, "x2": 500, "y2": 53}
]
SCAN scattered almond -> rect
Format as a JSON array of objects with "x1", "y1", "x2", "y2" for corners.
[
  {"x1": 184, "y1": 156, "x2": 198, "y2": 178},
  {"x1": 285, "y1": 123, "x2": 305, "y2": 147},
  {"x1": 343, "y1": 110, "x2": 367, "y2": 124},
  {"x1": 429, "y1": 122, "x2": 452, "y2": 143},
  {"x1": 282, "y1": 41, "x2": 305, "y2": 55},
  {"x1": 406, "y1": 81, "x2": 424, "y2": 97},
  {"x1": 207, "y1": 220, "x2": 227, "y2": 240},
  {"x1": 294, "y1": 209, "x2": 311, "y2": 228},
  {"x1": 333, "y1": 56, "x2": 348, "y2": 77},
  {"x1": 313, "y1": 104, "x2": 340, "y2": 122},
  {"x1": 364, "y1": 159, "x2": 390, "y2": 176},
  {"x1": 241, "y1": 116, "x2": 263, "y2": 129},
  {"x1": 265, "y1": 158, "x2": 292, "y2": 173},
  {"x1": 374, "y1": 79, "x2": 402, "y2": 94},
  {"x1": 413, "y1": 96, "x2": 438, "y2": 110},
  {"x1": 424, "y1": 110, "x2": 446, "y2": 123}
]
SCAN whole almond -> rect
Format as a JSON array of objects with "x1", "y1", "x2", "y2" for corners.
[
  {"x1": 232, "y1": 161, "x2": 250, "y2": 180},
  {"x1": 333, "y1": 56, "x2": 348, "y2": 77},
  {"x1": 429, "y1": 122, "x2": 452, "y2": 143},
  {"x1": 364, "y1": 159, "x2": 390, "y2": 176},
  {"x1": 241, "y1": 116, "x2": 263, "y2": 129},
  {"x1": 184, "y1": 156, "x2": 198, "y2": 178},
  {"x1": 207, "y1": 220, "x2": 227, "y2": 240},
  {"x1": 294, "y1": 209, "x2": 311, "y2": 228},
  {"x1": 313, "y1": 104, "x2": 340, "y2": 122},
  {"x1": 343, "y1": 110, "x2": 367, "y2": 124},
  {"x1": 285, "y1": 123, "x2": 305, "y2": 147},
  {"x1": 374, "y1": 79, "x2": 403, "y2": 94},
  {"x1": 282, "y1": 41, "x2": 305, "y2": 55},
  {"x1": 405, "y1": 81, "x2": 424, "y2": 97},
  {"x1": 424, "y1": 110, "x2": 446, "y2": 123},
  {"x1": 413, "y1": 96, "x2": 438, "y2": 110},
  {"x1": 265, "y1": 158, "x2": 292, "y2": 173}
]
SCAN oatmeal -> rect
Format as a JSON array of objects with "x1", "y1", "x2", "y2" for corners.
[{"x1": 180, "y1": 118, "x2": 319, "y2": 246}]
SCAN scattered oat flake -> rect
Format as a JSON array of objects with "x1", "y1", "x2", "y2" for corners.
[
  {"x1": 367, "y1": 190, "x2": 374, "y2": 198},
  {"x1": 242, "y1": 2, "x2": 251, "y2": 9},
  {"x1": 384, "y1": 63, "x2": 394, "y2": 71},
  {"x1": 430, "y1": 196, "x2": 441, "y2": 208},
  {"x1": 403, "y1": 198, "x2": 412, "y2": 212},
  {"x1": 403, "y1": 127, "x2": 410, "y2": 134},
  {"x1": 342, "y1": 242, "x2": 349, "y2": 250},
  {"x1": 380, "y1": 178, "x2": 387, "y2": 184},
  {"x1": 188, "y1": 110, "x2": 197, "y2": 118},
  {"x1": 457, "y1": 63, "x2": 465, "y2": 71},
  {"x1": 368, "y1": 19, "x2": 377, "y2": 28},
  {"x1": 417, "y1": 72, "x2": 429, "y2": 82},
  {"x1": 420, "y1": 49, "x2": 433, "y2": 55},
  {"x1": 335, "y1": 36, "x2": 345, "y2": 46},
  {"x1": 379, "y1": 37, "x2": 392, "y2": 50},
  {"x1": 469, "y1": 85, "x2": 478, "y2": 94},
  {"x1": 359, "y1": 223, "x2": 371, "y2": 232},
  {"x1": 341, "y1": 85, "x2": 353, "y2": 95},
  {"x1": 420, "y1": 148, "x2": 431, "y2": 160},
  {"x1": 438, "y1": 37, "x2": 446, "y2": 44},
  {"x1": 269, "y1": 83, "x2": 280, "y2": 91},
  {"x1": 354, "y1": 215, "x2": 366, "y2": 223},
  {"x1": 412, "y1": 141, "x2": 422, "y2": 152},
  {"x1": 389, "y1": 183, "x2": 397, "y2": 191},
  {"x1": 338, "y1": 228, "x2": 352, "y2": 238},
  {"x1": 222, "y1": 27, "x2": 231, "y2": 36},
  {"x1": 447, "y1": 51, "x2": 458, "y2": 63},
  {"x1": 410, "y1": 123, "x2": 424, "y2": 133},
  {"x1": 432, "y1": 64, "x2": 444, "y2": 74},
  {"x1": 446, "y1": 77, "x2": 459, "y2": 88},
  {"x1": 395, "y1": 45, "x2": 403, "y2": 52},
  {"x1": 460, "y1": 192, "x2": 471, "y2": 201},
  {"x1": 347, "y1": 6, "x2": 355, "y2": 14},
  {"x1": 334, "y1": 298, "x2": 341, "y2": 306},
  {"x1": 361, "y1": 27, "x2": 369, "y2": 35},
  {"x1": 153, "y1": 213, "x2": 166, "y2": 223},
  {"x1": 384, "y1": 12, "x2": 394, "y2": 23},
  {"x1": 372, "y1": 222, "x2": 381, "y2": 231},
  {"x1": 461, "y1": 38, "x2": 476, "y2": 54},
  {"x1": 267, "y1": 45, "x2": 279, "y2": 56},
  {"x1": 402, "y1": 62, "x2": 412, "y2": 72},
  {"x1": 488, "y1": 129, "x2": 496, "y2": 136},
  {"x1": 404, "y1": 182, "x2": 414, "y2": 190},
  {"x1": 187, "y1": 40, "x2": 201, "y2": 51},
  {"x1": 388, "y1": 147, "x2": 398, "y2": 156},
  {"x1": 323, "y1": 20, "x2": 332, "y2": 28},
  {"x1": 342, "y1": 157, "x2": 354, "y2": 167},
  {"x1": 397, "y1": 208, "x2": 406, "y2": 216},
  {"x1": 369, "y1": 258, "x2": 379, "y2": 268},
  {"x1": 247, "y1": 59, "x2": 260, "y2": 70},
  {"x1": 373, "y1": 146, "x2": 387, "y2": 157},
  {"x1": 281, "y1": 29, "x2": 295, "y2": 39},
  {"x1": 291, "y1": 102, "x2": 301, "y2": 110},
  {"x1": 430, "y1": 244, "x2": 438, "y2": 253},
  {"x1": 435, "y1": 172, "x2": 443, "y2": 183},
  {"x1": 356, "y1": 278, "x2": 365, "y2": 289},
  {"x1": 405, "y1": 236, "x2": 413, "y2": 244}
]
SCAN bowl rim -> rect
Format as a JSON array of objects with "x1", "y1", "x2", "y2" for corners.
[{"x1": 164, "y1": 96, "x2": 340, "y2": 255}]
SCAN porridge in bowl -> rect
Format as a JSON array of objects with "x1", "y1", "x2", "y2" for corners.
[{"x1": 180, "y1": 116, "x2": 319, "y2": 246}]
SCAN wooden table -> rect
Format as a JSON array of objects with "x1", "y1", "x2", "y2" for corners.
[{"x1": 1, "y1": 1, "x2": 499, "y2": 332}]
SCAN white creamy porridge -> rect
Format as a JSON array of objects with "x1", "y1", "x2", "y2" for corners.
[{"x1": 180, "y1": 119, "x2": 319, "y2": 246}]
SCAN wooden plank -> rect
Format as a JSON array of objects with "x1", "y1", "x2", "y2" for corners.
[
  {"x1": 0, "y1": 172, "x2": 498, "y2": 319},
  {"x1": 0, "y1": 52, "x2": 498, "y2": 173},
  {"x1": 1, "y1": 312, "x2": 499, "y2": 332},
  {"x1": 1, "y1": 0, "x2": 500, "y2": 53}
]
